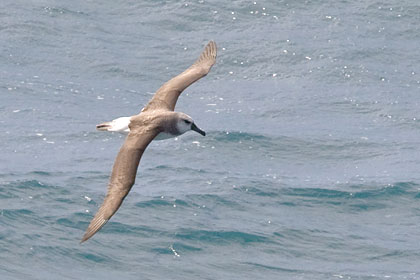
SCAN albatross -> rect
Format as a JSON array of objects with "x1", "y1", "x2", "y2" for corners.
[{"x1": 81, "y1": 41, "x2": 217, "y2": 243}]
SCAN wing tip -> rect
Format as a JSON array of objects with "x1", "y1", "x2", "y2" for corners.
[
  {"x1": 195, "y1": 40, "x2": 217, "y2": 68},
  {"x1": 205, "y1": 40, "x2": 217, "y2": 59},
  {"x1": 80, "y1": 214, "x2": 109, "y2": 243},
  {"x1": 207, "y1": 40, "x2": 216, "y2": 47}
]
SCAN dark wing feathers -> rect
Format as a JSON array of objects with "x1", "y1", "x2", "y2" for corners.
[
  {"x1": 81, "y1": 127, "x2": 159, "y2": 243},
  {"x1": 143, "y1": 41, "x2": 217, "y2": 112}
]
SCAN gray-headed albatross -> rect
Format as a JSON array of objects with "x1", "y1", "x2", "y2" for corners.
[{"x1": 81, "y1": 41, "x2": 217, "y2": 243}]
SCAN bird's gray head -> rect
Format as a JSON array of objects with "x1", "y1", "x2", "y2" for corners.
[{"x1": 176, "y1": 113, "x2": 206, "y2": 136}]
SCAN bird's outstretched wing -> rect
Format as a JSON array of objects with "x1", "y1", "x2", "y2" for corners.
[
  {"x1": 143, "y1": 41, "x2": 217, "y2": 112},
  {"x1": 81, "y1": 125, "x2": 159, "y2": 243}
]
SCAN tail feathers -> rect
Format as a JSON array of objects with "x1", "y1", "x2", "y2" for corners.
[
  {"x1": 96, "y1": 122, "x2": 112, "y2": 131},
  {"x1": 96, "y1": 117, "x2": 130, "y2": 134}
]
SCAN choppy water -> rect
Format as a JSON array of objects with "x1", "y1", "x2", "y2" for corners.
[{"x1": 1, "y1": 1, "x2": 420, "y2": 279}]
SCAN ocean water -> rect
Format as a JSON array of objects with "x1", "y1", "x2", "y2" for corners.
[{"x1": 1, "y1": 0, "x2": 420, "y2": 279}]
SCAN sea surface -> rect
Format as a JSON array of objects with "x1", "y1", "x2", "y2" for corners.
[{"x1": 1, "y1": 1, "x2": 420, "y2": 279}]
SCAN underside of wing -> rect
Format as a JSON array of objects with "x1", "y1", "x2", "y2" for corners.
[
  {"x1": 80, "y1": 196, "x2": 114, "y2": 243},
  {"x1": 143, "y1": 40, "x2": 217, "y2": 112},
  {"x1": 81, "y1": 126, "x2": 159, "y2": 243}
]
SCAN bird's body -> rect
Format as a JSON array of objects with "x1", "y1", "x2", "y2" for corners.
[
  {"x1": 81, "y1": 41, "x2": 217, "y2": 243},
  {"x1": 96, "y1": 114, "x2": 192, "y2": 140}
]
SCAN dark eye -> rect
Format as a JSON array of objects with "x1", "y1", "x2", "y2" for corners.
[{"x1": 184, "y1": 120, "x2": 191, "y2": 124}]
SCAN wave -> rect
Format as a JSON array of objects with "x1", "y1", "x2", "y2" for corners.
[
  {"x1": 207, "y1": 131, "x2": 391, "y2": 162},
  {"x1": 175, "y1": 229, "x2": 270, "y2": 245},
  {"x1": 151, "y1": 242, "x2": 202, "y2": 255},
  {"x1": 283, "y1": 181, "x2": 418, "y2": 200},
  {"x1": 135, "y1": 199, "x2": 174, "y2": 208}
]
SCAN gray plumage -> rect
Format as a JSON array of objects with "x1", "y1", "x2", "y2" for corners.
[{"x1": 81, "y1": 41, "x2": 217, "y2": 243}]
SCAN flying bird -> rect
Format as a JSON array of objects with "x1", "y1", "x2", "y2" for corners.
[{"x1": 81, "y1": 41, "x2": 217, "y2": 243}]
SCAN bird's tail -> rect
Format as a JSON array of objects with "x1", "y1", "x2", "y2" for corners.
[
  {"x1": 96, "y1": 117, "x2": 130, "y2": 134},
  {"x1": 96, "y1": 122, "x2": 112, "y2": 131}
]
